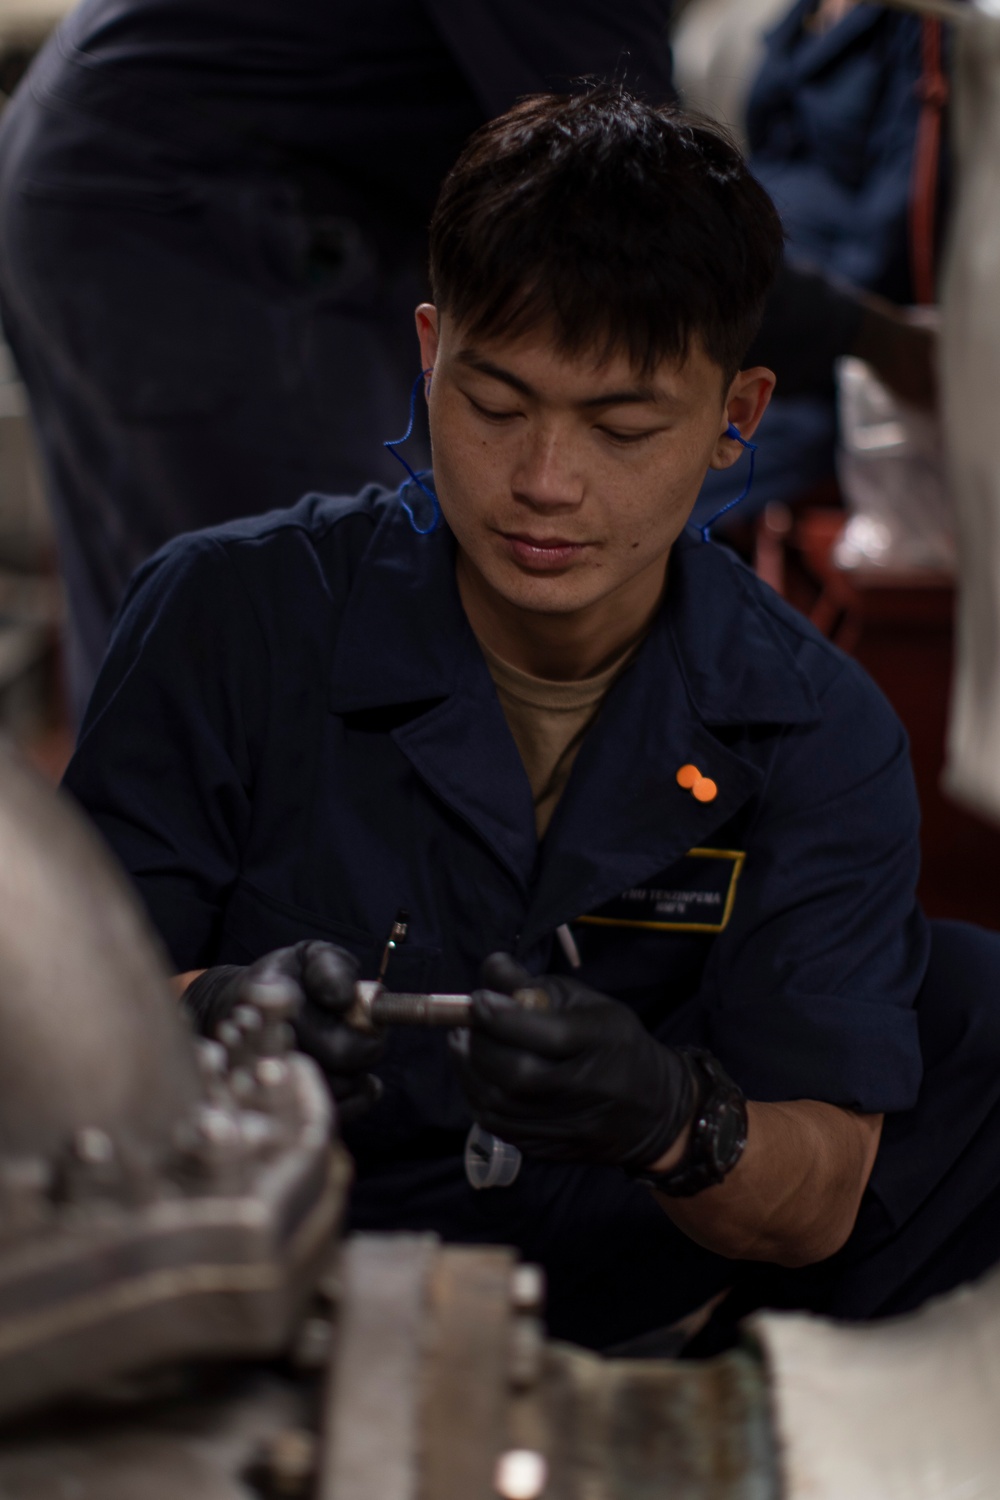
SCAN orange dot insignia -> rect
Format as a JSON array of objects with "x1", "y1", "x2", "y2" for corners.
[
  {"x1": 692, "y1": 777, "x2": 718, "y2": 804},
  {"x1": 676, "y1": 763, "x2": 701, "y2": 789}
]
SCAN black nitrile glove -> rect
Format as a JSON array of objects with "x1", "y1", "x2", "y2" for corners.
[
  {"x1": 183, "y1": 941, "x2": 385, "y2": 1121},
  {"x1": 451, "y1": 953, "x2": 695, "y2": 1169}
]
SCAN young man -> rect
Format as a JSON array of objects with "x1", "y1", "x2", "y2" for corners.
[{"x1": 63, "y1": 89, "x2": 992, "y2": 1351}]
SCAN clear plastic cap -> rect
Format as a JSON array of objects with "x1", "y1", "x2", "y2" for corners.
[{"x1": 464, "y1": 1122, "x2": 522, "y2": 1190}]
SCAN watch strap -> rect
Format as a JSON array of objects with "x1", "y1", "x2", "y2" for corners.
[{"x1": 635, "y1": 1049, "x2": 748, "y2": 1198}]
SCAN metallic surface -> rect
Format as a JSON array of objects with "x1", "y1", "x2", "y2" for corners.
[
  {"x1": 0, "y1": 1371, "x2": 310, "y2": 1500},
  {"x1": 318, "y1": 1236, "x2": 778, "y2": 1500},
  {"x1": 319, "y1": 1234, "x2": 437, "y2": 1500},
  {"x1": 0, "y1": 737, "x2": 199, "y2": 1161},
  {"x1": 352, "y1": 981, "x2": 550, "y2": 1030},
  {"x1": 0, "y1": 1040, "x2": 350, "y2": 1420},
  {"x1": 0, "y1": 740, "x2": 350, "y2": 1420},
  {"x1": 541, "y1": 1343, "x2": 777, "y2": 1499}
]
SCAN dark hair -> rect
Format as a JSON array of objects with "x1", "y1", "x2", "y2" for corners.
[{"x1": 429, "y1": 85, "x2": 784, "y2": 379}]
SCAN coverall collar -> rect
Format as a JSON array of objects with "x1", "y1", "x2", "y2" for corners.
[{"x1": 329, "y1": 500, "x2": 820, "y2": 917}]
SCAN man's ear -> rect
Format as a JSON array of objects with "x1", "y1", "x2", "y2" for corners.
[
  {"x1": 415, "y1": 304, "x2": 439, "y2": 381},
  {"x1": 708, "y1": 367, "x2": 776, "y2": 470}
]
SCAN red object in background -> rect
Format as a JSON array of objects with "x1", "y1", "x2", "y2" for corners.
[{"x1": 757, "y1": 506, "x2": 1000, "y2": 929}]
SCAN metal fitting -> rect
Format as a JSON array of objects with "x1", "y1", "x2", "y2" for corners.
[
  {"x1": 508, "y1": 1315, "x2": 545, "y2": 1391},
  {"x1": 250, "y1": 1427, "x2": 318, "y2": 1499},
  {"x1": 243, "y1": 974, "x2": 300, "y2": 1057},
  {"x1": 510, "y1": 1263, "x2": 546, "y2": 1313},
  {"x1": 72, "y1": 1127, "x2": 115, "y2": 1168},
  {"x1": 348, "y1": 980, "x2": 549, "y2": 1031},
  {"x1": 494, "y1": 1449, "x2": 548, "y2": 1500}
]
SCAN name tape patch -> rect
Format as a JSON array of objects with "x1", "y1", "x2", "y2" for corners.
[{"x1": 576, "y1": 848, "x2": 745, "y2": 934}]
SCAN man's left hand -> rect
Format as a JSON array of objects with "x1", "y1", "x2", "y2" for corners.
[{"x1": 451, "y1": 953, "x2": 695, "y2": 1169}]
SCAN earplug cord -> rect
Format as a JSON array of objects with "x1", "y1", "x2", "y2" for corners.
[
  {"x1": 386, "y1": 377, "x2": 756, "y2": 544},
  {"x1": 699, "y1": 424, "x2": 758, "y2": 543},
  {"x1": 384, "y1": 369, "x2": 441, "y2": 534}
]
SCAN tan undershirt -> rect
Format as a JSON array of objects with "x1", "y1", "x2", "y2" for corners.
[{"x1": 479, "y1": 637, "x2": 641, "y2": 838}]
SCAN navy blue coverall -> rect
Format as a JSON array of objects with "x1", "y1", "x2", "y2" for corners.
[
  {"x1": 63, "y1": 487, "x2": 1000, "y2": 1347},
  {"x1": 0, "y1": 0, "x2": 675, "y2": 718}
]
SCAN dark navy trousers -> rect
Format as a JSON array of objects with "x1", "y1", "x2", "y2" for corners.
[{"x1": 0, "y1": 92, "x2": 426, "y2": 719}]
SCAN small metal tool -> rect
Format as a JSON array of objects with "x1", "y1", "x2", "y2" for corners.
[
  {"x1": 378, "y1": 908, "x2": 410, "y2": 981},
  {"x1": 347, "y1": 981, "x2": 549, "y2": 1031}
]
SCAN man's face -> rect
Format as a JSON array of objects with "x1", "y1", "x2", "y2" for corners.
[{"x1": 416, "y1": 307, "x2": 773, "y2": 625}]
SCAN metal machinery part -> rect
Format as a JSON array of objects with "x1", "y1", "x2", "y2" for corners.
[
  {"x1": 348, "y1": 980, "x2": 550, "y2": 1031},
  {"x1": 318, "y1": 1235, "x2": 777, "y2": 1500},
  {"x1": 0, "y1": 1233, "x2": 779, "y2": 1500},
  {"x1": 6, "y1": 1231, "x2": 1000, "y2": 1500},
  {"x1": 0, "y1": 739, "x2": 349, "y2": 1419}
]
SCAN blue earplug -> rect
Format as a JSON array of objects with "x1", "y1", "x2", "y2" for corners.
[
  {"x1": 384, "y1": 369, "x2": 441, "y2": 535},
  {"x1": 700, "y1": 423, "x2": 758, "y2": 543}
]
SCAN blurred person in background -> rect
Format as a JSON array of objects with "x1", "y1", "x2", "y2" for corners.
[
  {"x1": 690, "y1": 0, "x2": 950, "y2": 534},
  {"x1": 0, "y1": 0, "x2": 676, "y2": 720}
]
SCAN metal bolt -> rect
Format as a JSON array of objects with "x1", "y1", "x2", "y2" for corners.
[
  {"x1": 256, "y1": 1056, "x2": 288, "y2": 1089},
  {"x1": 368, "y1": 989, "x2": 473, "y2": 1027},
  {"x1": 292, "y1": 1314, "x2": 333, "y2": 1369},
  {"x1": 196, "y1": 1039, "x2": 228, "y2": 1078},
  {"x1": 510, "y1": 1263, "x2": 545, "y2": 1313},
  {"x1": 255, "y1": 1428, "x2": 317, "y2": 1498},
  {"x1": 350, "y1": 982, "x2": 549, "y2": 1030},
  {"x1": 508, "y1": 1315, "x2": 545, "y2": 1391},
  {"x1": 239, "y1": 1110, "x2": 278, "y2": 1153},
  {"x1": 73, "y1": 1127, "x2": 114, "y2": 1166},
  {"x1": 229, "y1": 1067, "x2": 256, "y2": 1101},
  {"x1": 195, "y1": 1105, "x2": 242, "y2": 1159},
  {"x1": 243, "y1": 975, "x2": 301, "y2": 1057},
  {"x1": 494, "y1": 1449, "x2": 548, "y2": 1500},
  {"x1": 233, "y1": 1003, "x2": 264, "y2": 1038},
  {"x1": 216, "y1": 1019, "x2": 242, "y2": 1053}
]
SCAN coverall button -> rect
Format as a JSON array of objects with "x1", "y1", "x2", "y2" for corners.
[
  {"x1": 676, "y1": 763, "x2": 700, "y2": 789},
  {"x1": 692, "y1": 776, "x2": 718, "y2": 803}
]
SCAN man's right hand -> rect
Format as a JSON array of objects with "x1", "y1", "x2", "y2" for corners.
[{"x1": 182, "y1": 942, "x2": 385, "y2": 1120}]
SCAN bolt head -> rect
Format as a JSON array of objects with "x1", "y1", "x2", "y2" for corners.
[
  {"x1": 73, "y1": 1127, "x2": 114, "y2": 1166},
  {"x1": 510, "y1": 1263, "x2": 545, "y2": 1312},
  {"x1": 216, "y1": 1019, "x2": 242, "y2": 1052},
  {"x1": 196, "y1": 1106, "x2": 241, "y2": 1153},
  {"x1": 253, "y1": 1428, "x2": 317, "y2": 1497},
  {"x1": 232, "y1": 1004, "x2": 263, "y2": 1035},
  {"x1": 196, "y1": 1039, "x2": 228, "y2": 1077},
  {"x1": 242, "y1": 974, "x2": 301, "y2": 1021},
  {"x1": 229, "y1": 1067, "x2": 255, "y2": 1101},
  {"x1": 292, "y1": 1315, "x2": 333, "y2": 1369},
  {"x1": 494, "y1": 1450, "x2": 548, "y2": 1500},
  {"x1": 256, "y1": 1057, "x2": 287, "y2": 1088},
  {"x1": 258, "y1": 1019, "x2": 295, "y2": 1058}
]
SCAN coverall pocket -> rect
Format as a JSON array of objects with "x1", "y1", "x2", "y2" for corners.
[
  {"x1": 220, "y1": 878, "x2": 441, "y2": 989},
  {"x1": 572, "y1": 924, "x2": 714, "y2": 1029}
]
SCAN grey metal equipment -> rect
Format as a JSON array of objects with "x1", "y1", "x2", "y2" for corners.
[
  {"x1": 0, "y1": 1235, "x2": 778, "y2": 1500},
  {"x1": 316, "y1": 1236, "x2": 777, "y2": 1500},
  {"x1": 0, "y1": 738, "x2": 350, "y2": 1422},
  {"x1": 347, "y1": 979, "x2": 550, "y2": 1030}
]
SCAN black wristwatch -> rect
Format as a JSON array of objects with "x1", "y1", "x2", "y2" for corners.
[{"x1": 635, "y1": 1049, "x2": 748, "y2": 1197}]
